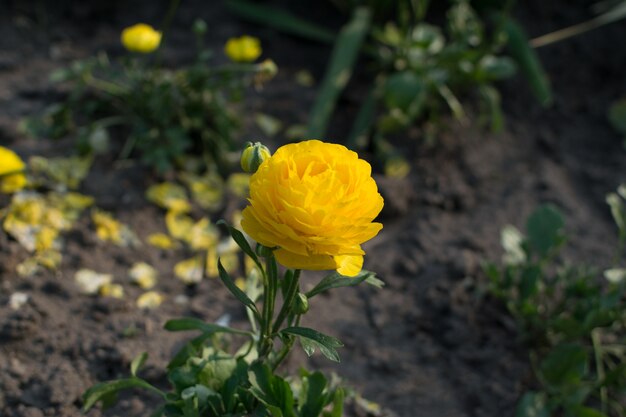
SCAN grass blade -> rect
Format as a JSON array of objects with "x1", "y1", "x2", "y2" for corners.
[
  {"x1": 226, "y1": 0, "x2": 335, "y2": 43},
  {"x1": 306, "y1": 7, "x2": 371, "y2": 138},
  {"x1": 504, "y1": 17, "x2": 553, "y2": 107}
]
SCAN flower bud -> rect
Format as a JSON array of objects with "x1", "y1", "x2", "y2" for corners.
[
  {"x1": 192, "y1": 19, "x2": 208, "y2": 36},
  {"x1": 241, "y1": 142, "x2": 271, "y2": 173},
  {"x1": 293, "y1": 292, "x2": 309, "y2": 315}
]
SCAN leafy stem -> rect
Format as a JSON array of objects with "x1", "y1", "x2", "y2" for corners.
[{"x1": 272, "y1": 269, "x2": 301, "y2": 335}]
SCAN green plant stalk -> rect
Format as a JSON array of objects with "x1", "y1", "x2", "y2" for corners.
[
  {"x1": 83, "y1": 74, "x2": 128, "y2": 97},
  {"x1": 272, "y1": 314, "x2": 302, "y2": 371},
  {"x1": 530, "y1": 2, "x2": 626, "y2": 48},
  {"x1": 259, "y1": 256, "x2": 276, "y2": 358},
  {"x1": 155, "y1": 0, "x2": 182, "y2": 66},
  {"x1": 592, "y1": 328, "x2": 608, "y2": 415},
  {"x1": 272, "y1": 269, "x2": 301, "y2": 335}
]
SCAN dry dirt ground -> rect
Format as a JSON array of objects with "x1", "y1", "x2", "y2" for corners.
[{"x1": 0, "y1": 1, "x2": 625, "y2": 416}]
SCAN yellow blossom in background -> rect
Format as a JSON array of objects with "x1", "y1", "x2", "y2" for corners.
[
  {"x1": 121, "y1": 23, "x2": 162, "y2": 53},
  {"x1": 241, "y1": 140, "x2": 384, "y2": 277},
  {"x1": 224, "y1": 35, "x2": 262, "y2": 62},
  {"x1": 0, "y1": 146, "x2": 26, "y2": 193},
  {"x1": 136, "y1": 291, "x2": 163, "y2": 309}
]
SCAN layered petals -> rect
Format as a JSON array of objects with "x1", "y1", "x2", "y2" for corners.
[{"x1": 241, "y1": 140, "x2": 383, "y2": 276}]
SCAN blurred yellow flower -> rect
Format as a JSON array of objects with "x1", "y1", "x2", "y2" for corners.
[
  {"x1": 0, "y1": 146, "x2": 26, "y2": 193},
  {"x1": 224, "y1": 35, "x2": 262, "y2": 62},
  {"x1": 121, "y1": 23, "x2": 162, "y2": 53},
  {"x1": 241, "y1": 140, "x2": 384, "y2": 276}
]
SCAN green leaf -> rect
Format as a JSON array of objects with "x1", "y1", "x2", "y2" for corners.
[
  {"x1": 218, "y1": 258, "x2": 262, "y2": 321},
  {"x1": 515, "y1": 391, "x2": 549, "y2": 417},
  {"x1": 306, "y1": 270, "x2": 381, "y2": 298},
  {"x1": 519, "y1": 265, "x2": 541, "y2": 300},
  {"x1": 164, "y1": 317, "x2": 251, "y2": 336},
  {"x1": 82, "y1": 378, "x2": 165, "y2": 411},
  {"x1": 476, "y1": 55, "x2": 516, "y2": 81},
  {"x1": 608, "y1": 99, "x2": 626, "y2": 136},
  {"x1": 217, "y1": 220, "x2": 263, "y2": 272},
  {"x1": 299, "y1": 371, "x2": 328, "y2": 417},
  {"x1": 306, "y1": 7, "x2": 371, "y2": 138},
  {"x1": 479, "y1": 85, "x2": 505, "y2": 133},
  {"x1": 539, "y1": 343, "x2": 588, "y2": 388},
  {"x1": 130, "y1": 352, "x2": 148, "y2": 377},
  {"x1": 526, "y1": 204, "x2": 564, "y2": 257},
  {"x1": 226, "y1": 0, "x2": 335, "y2": 43},
  {"x1": 248, "y1": 363, "x2": 295, "y2": 417},
  {"x1": 383, "y1": 72, "x2": 426, "y2": 112},
  {"x1": 504, "y1": 17, "x2": 553, "y2": 107},
  {"x1": 325, "y1": 387, "x2": 344, "y2": 417},
  {"x1": 281, "y1": 327, "x2": 344, "y2": 362},
  {"x1": 167, "y1": 333, "x2": 212, "y2": 370}
]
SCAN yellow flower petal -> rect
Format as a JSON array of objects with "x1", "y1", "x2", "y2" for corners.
[
  {"x1": 0, "y1": 146, "x2": 25, "y2": 176},
  {"x1": 100, "y1": 283, "x2": 124, "y2": 299},
  {"x1": 129, "y1": 262, "x2": 158, "y2": 289},
  {"x1": 0, "y1": 173, "x2": 26, "y2": 193},
  {"x1": 147, "y1": 233, "x2": 177, "y2": 249},
  {"x1": 175, "y1": 257, "x2": 204, "y2": 284},
  {"x1": 146, "y1": 182, "x2": 191, "y2": 213},
  {"x1": 274, "y1": 249, "x2": 336, "y2": 271},
  {"x1": 334, "y1": 254, "x2": 363, "y2": 277},
  {"x1": 136, "y1": 291, "x2": 163, "y2": 309}
]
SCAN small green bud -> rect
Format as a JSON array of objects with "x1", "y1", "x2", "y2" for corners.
[
  {"x1": 193, "y1": 19, "x2": 208, "y2": 36},
  {"x1": 241, "y1": 141, "x2": 271, "y2": 173},
  {"x1": 293, "y1": 292, "x2": 309, "y2": 315}
]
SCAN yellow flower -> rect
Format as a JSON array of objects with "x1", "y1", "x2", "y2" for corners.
[
  {"x1": 0, "y1": 146, "x2": 26, "y2": 193},
  {"x1": 224, "y1": 35, "x2": 262, "y2": 62},
  {"x1": 241, "y1": 140, "x2": 383, "y2": 276},
  {"x1": 121, "y1": 23, "x2": 162, "y2": 53}
]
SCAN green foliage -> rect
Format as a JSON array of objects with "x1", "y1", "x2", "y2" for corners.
[
  {"x1": 83, "y1": 221, "x2": 382, "y2": 416},
  {"x1": 367, "y1": 0, "x2": 517, "y2": 140},
  {"x1": 306, "y1": 7, "x2": 371, "y2": 138},
  {"x1": 20, "y1": 22, "x2": 272, "y2": 173},
  {"x1": 486, "y1": 203, "x2": 626, "y2": 417},
  {"x1": 502, "y1": 18, "x2": 553, "y2": 107},
  {"x1": 608, "y1": 99, "x2": 626, "y2": 146}
]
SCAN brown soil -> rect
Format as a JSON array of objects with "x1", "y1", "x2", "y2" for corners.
[{"x1": 1, "y1": 1, "x2": 625, "y2": 417}]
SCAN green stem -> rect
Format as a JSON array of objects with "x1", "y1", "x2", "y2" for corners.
[
  {"x1": 259, "y1": 253, "x2": 279, "y2": 358},
  {"x1": 271, "y1": 314, "x2": 301, "y2": 371},
  {"x1": 592, "y1": 329, "x2": 608, "y2": 415},
  {"x1": 84, "y1": 74, "x2": 127, "y2": 97},
  {"x1": 155, "y1": 0, "x2": 182, "y2": 66},
  {"x1": 272, "y1": 269, "x2": 301, "y2": 335}
]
